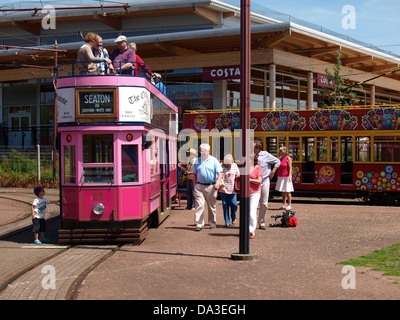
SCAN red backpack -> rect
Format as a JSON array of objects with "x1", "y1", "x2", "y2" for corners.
[{"x1": 270, "y1": 210, "x2": 297, "y2": 228}]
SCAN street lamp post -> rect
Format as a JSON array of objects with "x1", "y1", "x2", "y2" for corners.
[{"x1": 231, "y1": 0, "x2": 258, "y2": 261}]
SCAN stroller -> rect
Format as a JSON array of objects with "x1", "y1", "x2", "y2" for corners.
[{"x1": 269, "y1": 210, "x2": 297, "y2": 228}]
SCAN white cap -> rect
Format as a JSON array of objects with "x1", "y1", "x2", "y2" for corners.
[{"x1": 114, "y1": 35, "x2": 127, "y2": 43}]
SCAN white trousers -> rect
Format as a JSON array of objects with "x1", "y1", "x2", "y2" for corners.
[
  {"x1": 249, "y1": 192, "x2": 261, "y2": 235},
  {"x1": 194, "y1": 183, "x2": 218, "y2": 227},
  {"x1": 258, "y1": 179, "x2": 270, "y2": 227}
]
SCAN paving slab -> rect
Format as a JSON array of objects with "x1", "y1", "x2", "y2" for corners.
[{"x1": 74, "y1": 200, "x2": 400, "y2": 300}]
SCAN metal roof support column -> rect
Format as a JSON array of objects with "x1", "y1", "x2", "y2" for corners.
[
  {"x1": 307, "y1": 71, "x2": 314, "y2": 110},
  {"x1": 269, "y1": 63, "x2": 276, "y2": 110},
  {"x1": 370, "y1": 85, "x2": 376, "y2": 105}
]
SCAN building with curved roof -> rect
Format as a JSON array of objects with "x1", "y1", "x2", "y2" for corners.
[{"x1": 0, "y1": 0, "x2": 399, "y2": 148}]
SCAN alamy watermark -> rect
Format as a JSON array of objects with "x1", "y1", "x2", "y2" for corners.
[
  {"x1": 41, "y1": 5, "x2": 56, "y2": 30},
  {"x1": 341, "y1": 265, "x2": 356, "y2": 289},
  {"x1": 41, "y1": 264, "x2": 56, "y2": 290},
  {"x1": 342, "y1": 5, "x2": 356, "y2": 30}
]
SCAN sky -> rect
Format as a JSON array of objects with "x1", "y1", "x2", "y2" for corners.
[
  {"x1": 0, "y1": 0, "x2": 399, "y2": 56},
  {"x1": 251, "y1": 0, "x2": 400, "y2": 56}
]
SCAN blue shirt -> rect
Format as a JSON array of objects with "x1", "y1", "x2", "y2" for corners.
[
  {"x1": 92, "y1": 47, "x2": 109, "y2": 73},
  {"x1": 257, "y1": 150, "x2": 281, "y2": 186},
  {"x1": 193, "y1": 156, "x2": 222, "y2": 184}
]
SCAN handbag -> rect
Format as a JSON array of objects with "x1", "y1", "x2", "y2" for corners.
[
  {"x1": 233, "y1": 177, "x2": 241, "y2": 196},
  {"x1": 218, "y1": 173, "x2": 226, "y2": 190}
]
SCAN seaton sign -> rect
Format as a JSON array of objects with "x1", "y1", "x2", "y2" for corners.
[
  {"x1": 202, "y1": 65, "x2": 241, "y2": 81},
  {"x1": 78, "y1": 91, "x2": 114, "y2": 115}
]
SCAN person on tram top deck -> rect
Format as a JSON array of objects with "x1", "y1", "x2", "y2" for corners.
[
  {"x1": 92, "y1": 35, "x2": 110, "y2": 75},
  {"x1": 76, "y1": 32, "x2": 112, "y2": 75},
  {"x1": 110, "y1": 35, "x2": 136, "y2": 75}
]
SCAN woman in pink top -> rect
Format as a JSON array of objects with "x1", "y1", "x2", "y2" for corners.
[
  {"x1": 275, "y1": 146, "x2": 294, "y2": 210},
  {"x1": 249, "y1": 153, "x2": 263, "y2": 239}
]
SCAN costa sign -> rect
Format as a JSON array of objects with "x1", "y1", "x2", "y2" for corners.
[
  {"x1": 203, "y1": 65, "x2": 241, "y2": 81},
  {"x1": 316, "y1": 73, "x2": 334, "y2": 88}
]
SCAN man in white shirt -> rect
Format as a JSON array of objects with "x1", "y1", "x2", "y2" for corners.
[{"x1": 254, "y1": 141, "x2": 281, "y2": 229}]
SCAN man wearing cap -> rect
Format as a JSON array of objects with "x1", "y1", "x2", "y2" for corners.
[{"x1": 110, "y1": 35, "x2": 136, "y2": 75}]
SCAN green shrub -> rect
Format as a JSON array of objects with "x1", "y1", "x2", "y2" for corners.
[{"x1": 0, "y1": 150, "x2": 59, "y2": 188}]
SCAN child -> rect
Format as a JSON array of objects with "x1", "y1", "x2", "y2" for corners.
[{"x1": 32, "y1": 186, "x2": 60, "y2": 244}]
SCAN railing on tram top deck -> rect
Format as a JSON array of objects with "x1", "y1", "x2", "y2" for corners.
[
  {"x1": 56, "y1": 60, "x2": 176, "y2": 104},
  {"x1": 182, "y1": 104, "x2": 400, "y2": 114}
]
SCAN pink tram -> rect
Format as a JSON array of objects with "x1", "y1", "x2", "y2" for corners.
[
  {"x1": 182, "y1": 106, "x2": 400, "y2": 205},
  {"x1": 56, "y1": 64, "x2": 178, "y2": 243}
]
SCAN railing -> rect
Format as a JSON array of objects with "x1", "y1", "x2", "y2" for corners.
[
  {"x1": 0, "y1": 146, "x2": 54, "y2": 162},
  {"x1": 56, "y1": 60, "x2": 176, "y2": 103},
  {"x1": 183, "y1": 104, "x2": 400, "y2": 114}
]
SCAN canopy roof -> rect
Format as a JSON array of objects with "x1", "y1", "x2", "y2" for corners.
[{"x1": 0, "y1": 0, "x2": 398, "y2": 90}]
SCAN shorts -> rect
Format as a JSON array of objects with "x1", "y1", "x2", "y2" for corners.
[{"x1": 32, "y1": 218, "x2": 46, "y2": 233}]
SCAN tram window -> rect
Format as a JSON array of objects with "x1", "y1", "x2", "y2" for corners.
[
  {"x1": 82, "y1": 167, "x2": 114, "y2": 184},
  {"x1": 341, "y1": 137, "x2": 353, "y2": 162},
  {"x1": 213, "y1": 136, "x2": 233, "y2": 162},
  {"x1": 316, "y1": 137, "x2": 328, "y2": 162},
  {"x1": 355, "y1": 137, "x2": 371, "y2": 162},
  {"x1": 234, "y1": 135, "x2": 244, "y2": 165},
  {"x1": 374, "y1": 136, "x2": 400, "y2": 162},
  {"x1": 279, "y1": 137, "x2": 286, "y2": 149},
  {"x1": 170, "y1": 140, "x2": 177, "y2": 170},
  {"x1": 302, "y1": 137, "x2": 315, "y2": 162},
  {"x1": 151, "y1": 137, "x2": 159, "y2": 175},
  {"x1": 64, "y1": 145, "x2": 76, "y2": 184},
  {"x1": 330, "y1": 137, "x2": 339, "y2": 162},
  {"x1": 83, "y1": 134, "x2": 113, "y2": 163},
  {"x1": 121, "y1": 145, "x2": 138, "y2": 182},
  {"x1": 266, "y1": 138, "x2": 277, "y2": 156},
  {"x1": 289, "y1": 137, "x2": 300, "y2": 161}
]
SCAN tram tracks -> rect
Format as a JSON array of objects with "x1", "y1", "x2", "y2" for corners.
[
  {"x1": 0, "y1": 214, "x2": 131, "y2": 300},
  {"x1": 0, "y1": 192, "x2": 147, "y2": 300},
  {"x1": 0, "y1": 240, "x2": 122, "y2": 300}
]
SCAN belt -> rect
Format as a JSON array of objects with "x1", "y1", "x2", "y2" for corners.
[{"x1": 197, "y1": 182, "x2": 215, "y2": 186}]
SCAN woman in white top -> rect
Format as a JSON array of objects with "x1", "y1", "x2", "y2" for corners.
[{"x1": 219, "y1": 154, "x2": 240, "y2": 227}]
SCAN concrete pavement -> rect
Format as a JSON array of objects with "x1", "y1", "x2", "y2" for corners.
[{"x1": 1, "y1": 188, "x2": 400, "y2": 300}]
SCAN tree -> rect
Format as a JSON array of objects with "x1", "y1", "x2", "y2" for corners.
[{"x1": 319, "y1": 52, "x2": 362, "y2": 108}]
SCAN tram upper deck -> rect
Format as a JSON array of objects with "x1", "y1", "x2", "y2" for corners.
[{"x1": 56, "y1": 61, "x2": 177, "y2": 128}]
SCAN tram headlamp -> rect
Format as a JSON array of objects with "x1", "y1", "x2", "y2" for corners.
[{"x1": 93, "y1": 203, "x2": 105, "y2": 215}]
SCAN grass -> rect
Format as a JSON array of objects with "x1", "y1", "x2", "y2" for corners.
[
  {"x1": 0, "y1": 150, "x2": 59, "y2": 188},
  {"x1": 338, "y1": 242, "x2": 400, "y2": 276}
]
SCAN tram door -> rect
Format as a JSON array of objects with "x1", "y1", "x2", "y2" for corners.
[
  {"x1": 159, "y1": 138, "x2": 165, "y2": 212},
  {"x1": 302, "y1": 137, "x2": 315, "y2": 183},
  {"x1": 166, "y1": 139, "x2": 170, "y2": 208},
  {"x1": 340, "y1": 136, "x2": 353, "y2": 185},
  {"x1": 265, "y1": 137, "x2": 278, "y2": 183},
  {"x1": 8, "y1": 113, "x2": 31, "y2": 149},
  {"x1": 159, "y1": 138, "x2": 170, "y2": 212}
]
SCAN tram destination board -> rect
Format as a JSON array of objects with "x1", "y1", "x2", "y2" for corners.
[{"x1": 76, "y1": 88, "x2": 118, "y2": 121}]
